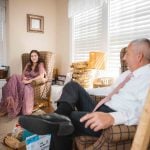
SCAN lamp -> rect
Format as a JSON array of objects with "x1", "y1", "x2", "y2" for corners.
[{"x1": 88, "y1": 51, "x2": 106, "y2": 70}]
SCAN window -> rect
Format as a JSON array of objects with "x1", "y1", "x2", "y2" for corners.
[
  {"x1": 108, "y1": 0, "x2": 150, "y2": 76},
  {"x1": 70, "y1": 0, "x2": 150, "y2": 77},
  {"x1": 0, "y1": 0, "x2": 7, "y2": 65},
  {"x1": 70, "y1": 1, "x2": 108, "y2": 62}
]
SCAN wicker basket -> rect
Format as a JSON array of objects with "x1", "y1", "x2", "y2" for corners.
[{"x1": 93, "y1": 77, "x2": 114, "y2": 88}]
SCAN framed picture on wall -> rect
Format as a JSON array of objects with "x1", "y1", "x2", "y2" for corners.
[{"x1": 27, "y1": 14, "x2": 44, "y2": 33}]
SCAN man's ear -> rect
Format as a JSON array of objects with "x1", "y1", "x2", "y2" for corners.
[{"x1": 137, "y1": 52, "x2": 144, "y2": 63}]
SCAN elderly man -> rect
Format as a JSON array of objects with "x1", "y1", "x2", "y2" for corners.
[{"x1": 19, "y1": 38, "x2": 150, "y2": 150}]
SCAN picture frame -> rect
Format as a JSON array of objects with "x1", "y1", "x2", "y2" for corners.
[{"x1": 27, "y1": 14, "x2": 44, "y2": 33}]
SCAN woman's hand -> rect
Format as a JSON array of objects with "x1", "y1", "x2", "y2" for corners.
[
  {"x1": 22, "y1": 76, "x2": 28, "y2": 80},
  {"x1": 80, "y1": 112, "x2": 114, "y2": 131},
  {"x1": 22, "y1": 79, "x2": 32, "y2": 84}
]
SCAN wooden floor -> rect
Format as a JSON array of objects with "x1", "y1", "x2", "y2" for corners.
[{"x1": 0, "y1": 104, "x2": 54, "y2": 149}]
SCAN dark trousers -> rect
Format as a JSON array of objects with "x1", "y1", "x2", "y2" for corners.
[{"x1": 51, "y1": 81, "x2": 115, "y2": 150}]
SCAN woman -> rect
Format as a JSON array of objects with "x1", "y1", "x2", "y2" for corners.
[{"x1": 0, "y1": 50, "x2": 46, "y2": 118}]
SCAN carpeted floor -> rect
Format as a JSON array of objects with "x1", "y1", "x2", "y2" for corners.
[{"x1": 0, "y1": 108, "x2": 53, "y2": 150}]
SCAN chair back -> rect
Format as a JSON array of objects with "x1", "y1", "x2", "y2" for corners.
[{"x1": 120, "y1": 47, "x2": 128, "y2": 73}]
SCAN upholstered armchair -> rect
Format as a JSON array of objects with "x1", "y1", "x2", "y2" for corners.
[
  {"x1": 22, "y1": 51, "x2": 54, "y2": 110},
  {"x1": 73, "y1": 48, "x2": 138, "y2": 150}
]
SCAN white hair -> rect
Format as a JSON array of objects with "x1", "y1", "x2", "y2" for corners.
[{"x1": 130, "y1": 38, "x2": 150, "y2": 62}]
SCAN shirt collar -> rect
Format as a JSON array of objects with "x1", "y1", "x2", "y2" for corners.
[{"x1": 132, "y1": 64, "x2": 150, "y2": 77}]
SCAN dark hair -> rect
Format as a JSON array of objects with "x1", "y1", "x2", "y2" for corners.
[{"x1": 26, "y1": 50, "x2": 44, "y2": 72}]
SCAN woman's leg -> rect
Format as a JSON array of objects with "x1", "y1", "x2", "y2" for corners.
[
  {"x1": 0, "y1": 74, "x2": 23, "y2": 117},
  {"x1": 22, "y1": 85, "x2": 34, "y2": 115}
]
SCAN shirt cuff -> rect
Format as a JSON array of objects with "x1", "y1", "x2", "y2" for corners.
[{"x1": 109, "y1": 112, "x2": 128, "y2": 125}]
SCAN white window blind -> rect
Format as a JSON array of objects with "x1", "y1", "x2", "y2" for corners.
[
  {"x1": 0, "y1": 0, "x2": 6, "y2": 65},
  {"x1": 72, "y1": 4, "x2": 108, "y2": 62},
  {"x1": 70, "y1": 0, "x2": 150, "y2": 77},
  {"x1": 108, "y1": 0, "x2": 150, "y2": 76}
]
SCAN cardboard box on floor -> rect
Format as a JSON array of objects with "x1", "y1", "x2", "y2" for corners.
[{"x1": 26, "y1": 134, "x2": 51, "y2": 150}]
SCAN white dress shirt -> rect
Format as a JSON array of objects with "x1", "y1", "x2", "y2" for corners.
[{"x1": 87, "y1": 64, "x2": 150, "y2": 126}]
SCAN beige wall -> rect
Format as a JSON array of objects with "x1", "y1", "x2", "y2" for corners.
[
  {"x1": 7, "y1": 0, "x2": 69, "y2": 75},
  {"x1": 7, "y1": 0, "x2": 57, "y2": 74},
  {"x1": 56, "y1": 0, "x2": 70, "y2": 75}
]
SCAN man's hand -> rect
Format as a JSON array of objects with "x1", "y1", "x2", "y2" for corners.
[{"x1": 80, "y1": 112, "x2": 114, "y2": 132}]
